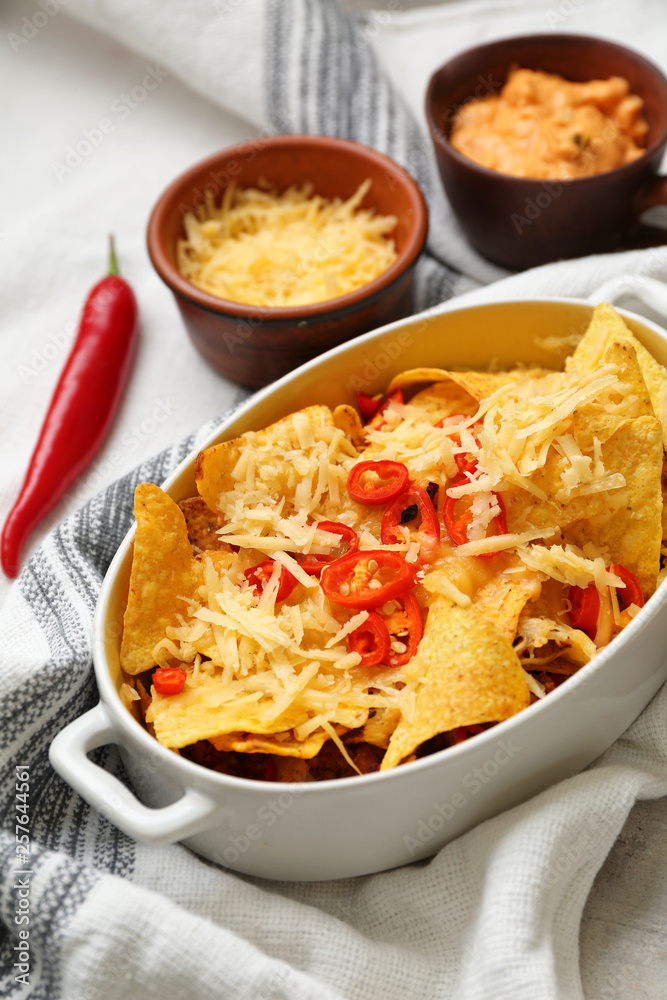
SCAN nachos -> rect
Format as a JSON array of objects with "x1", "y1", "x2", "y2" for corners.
[{"x1": 119, "y1": 305, "x2": 667, "y2": 780}]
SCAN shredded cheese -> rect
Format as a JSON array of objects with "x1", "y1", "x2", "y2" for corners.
[
  {"x1": 516, "y1": 544, "x2": 623, "y2": 590},
  {"x1": 142, "y1": 320, "x2": 659, "y2": 760},
  {"x1": 522, "y1": 670, "x2": 546, "y2": 699},
  {"x1": 455, "y1": 526, "x2": 560, "y2": 558},
  {"x1": 177, "y1": 180, "x2": 398, "y2": 307}
]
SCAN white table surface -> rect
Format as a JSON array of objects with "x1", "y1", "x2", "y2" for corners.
[
  {"x1": 1, "y1": 0, "x2": 260, "y2": 603},
  {"x1": 3, "y1": 1, "x2": 666, "y2": 996}
]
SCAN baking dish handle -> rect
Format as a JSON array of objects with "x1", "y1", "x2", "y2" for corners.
[
  {"x1": 588, "y1": 274, "x2": 667, "y2": 320},
  {"x1": 49, "y1": 702, "x2": 221, "y2": 846}
]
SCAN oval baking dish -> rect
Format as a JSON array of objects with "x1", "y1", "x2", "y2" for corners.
[{"x1": 50, "y1": 294, "x2": 667, "y2": 881}]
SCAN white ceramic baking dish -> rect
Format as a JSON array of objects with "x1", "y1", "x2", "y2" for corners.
[{"x1": 50, "y1": 289, "x2": 667, "y2": 881}]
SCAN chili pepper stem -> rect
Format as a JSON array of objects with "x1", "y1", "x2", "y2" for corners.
[{"x1": 108, "y1": 235, "x2": 120, "y2": 276}]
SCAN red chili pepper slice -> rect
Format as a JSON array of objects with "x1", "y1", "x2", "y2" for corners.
[
  {"x1": 1, "y1": 237, "x2": 138, "y2": 578},
  {"x1": 355, "y1": 390, "x2": 382, "y2": 421},
  {"x1": 369, "y1": 388, "x2": 403, "y2": 430},
  {"x1": 434, "y1": 414, "x2": 484, "y2": 475},
  {"x1": 568, "y1": 583, "x2": 600, "y2": 640},
  {"x1": 434, "y1": 411, "x2": 471, "y2": 430},
  {"x1": 443, "y1": 476, "x2": 474, "y2": 547},
  {"x1": 320, "y1": 550, "x2": 416, "y2": 609},
  {"x1": 611, "y1": 564, "x2": 644, "y2": 610},
  {"x1": 244, "y1": 560, "x2": 298, "y2": 602},
  {"x1": 381, "y1": 484, "x2": 441, "y2": 562},
  {"x1": 348, "y1": 612, "x2": 391, "y2": 668},
  {"x1": 298, "y1": 521, "x2": 359, "y2": 576},
  {"x1": 380, "y1": 591, "x2": 423, "y2": 667},
  {"x1": 443, "y1": 479, "x2": 506, "y2": 556},
  {"x1": 477, "y1": 493, "x2": 508, "y2": 561},
  {"x1": 152, "y1": 667, "x2": 187, "y2": 697},
  {"x1": 455, "y1": 452, "x2": 479, "y2": 475},
  {"x1": 347, "y1": 460, "x2": 410, "y2": 506}
]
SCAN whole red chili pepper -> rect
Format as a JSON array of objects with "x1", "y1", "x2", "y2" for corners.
[{"x1": 1, "y1": 238, "x2": 138, "y2": 578}]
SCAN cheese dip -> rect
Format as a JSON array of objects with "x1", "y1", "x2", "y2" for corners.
[{"x1": 449, "y1": 67, "x2": 648, "y2": 180}]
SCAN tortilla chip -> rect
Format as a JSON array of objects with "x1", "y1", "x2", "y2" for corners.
[
  {"x1": 570, "y1": 303, "x2": 631, "y2": 372},
  {"x1": 408, "y1": 380, "x2": 478, "y2": 420},
  {"x1": 179, "y1": 497, "x2": 227, "y2": 552},
  {"x1": 473, "y1": 570, "x2": 542, "y2": 643},
  {"x1": 387, "y1": 367, "x2": 515, "y2": 405},
  {"x1": 386, "y1": 367, "x2": 451, "y2": 394},
  {"x1": 358, "y1": 708, "x2": 401, "y2": 748},
  {"x1": 505, "y1": 401, "x2": 663, "y2": 592},
  {"x1": 569, "y1": 303, "x2": 667, "y2": 442},
  {"x1": 209, "y1": 730, "x2": 329, "y2": 758},
  {"x1": 333, "y1": 403, "x2": 366, "y2": 448},
  {"x1": 503, "y1": 445, "x2": 609, "y2": 533},
  {"x1": 120, "y1": 484, "x2": 197, "y2": 676},
  {"x1": 195, "y1": 440, "x2": 241, "y2": 512},
  {"x1": 598, "y1": 340, "x2": 654, "y2": 418},
  {"x1": 501, "y1": 376, "x2": 654, "y2": 536},
  {"x1": 147, "y1": 662, "x2": 369, "y2": 750},
  {"x1": 565, "y1": 412, "x2": 663, "y2": 597},
  {"x1": 502, "y1": 483, "x2": 558, "y2": 534},
  {"x1": 195, "y1": 405, "x2": 334, "y2": 511},
  {"x1": 380, "y1": 597, "x2": 530, "y2": 770},
  {"x1": 450, "y1": 371, "x2": 516, "y2": 403}
]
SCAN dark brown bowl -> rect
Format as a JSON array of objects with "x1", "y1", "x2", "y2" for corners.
[
  {"x1": 425, "y1": 34, "x2": 667, "y2": 270},
  {"x1": 146, "y1": 135, "x2": 428, "y2": 387}
]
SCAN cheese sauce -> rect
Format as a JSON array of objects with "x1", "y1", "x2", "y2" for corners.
[{"x1": 449, "y1": 67, "x2": 648, "y2": 180}]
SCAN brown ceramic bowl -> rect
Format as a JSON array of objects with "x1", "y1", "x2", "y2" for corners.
[
  {"x1": 146, "y1": 135, "x2": 428, "y2": 387},
  {"x1": 425, "y1": 34, "x2": 667, "y2": 270}
]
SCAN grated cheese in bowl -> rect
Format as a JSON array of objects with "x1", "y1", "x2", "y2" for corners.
[{"x1": 176, "y1": 180, "x2": 398, "y2": 308}]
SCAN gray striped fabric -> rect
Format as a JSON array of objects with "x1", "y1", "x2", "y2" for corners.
[
  {"x1": 0, "y1": 417, "x2": 233, "y2": 995},
  {"x1": 0, "y1": 2, "x2": 472, "y2": 995}
]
